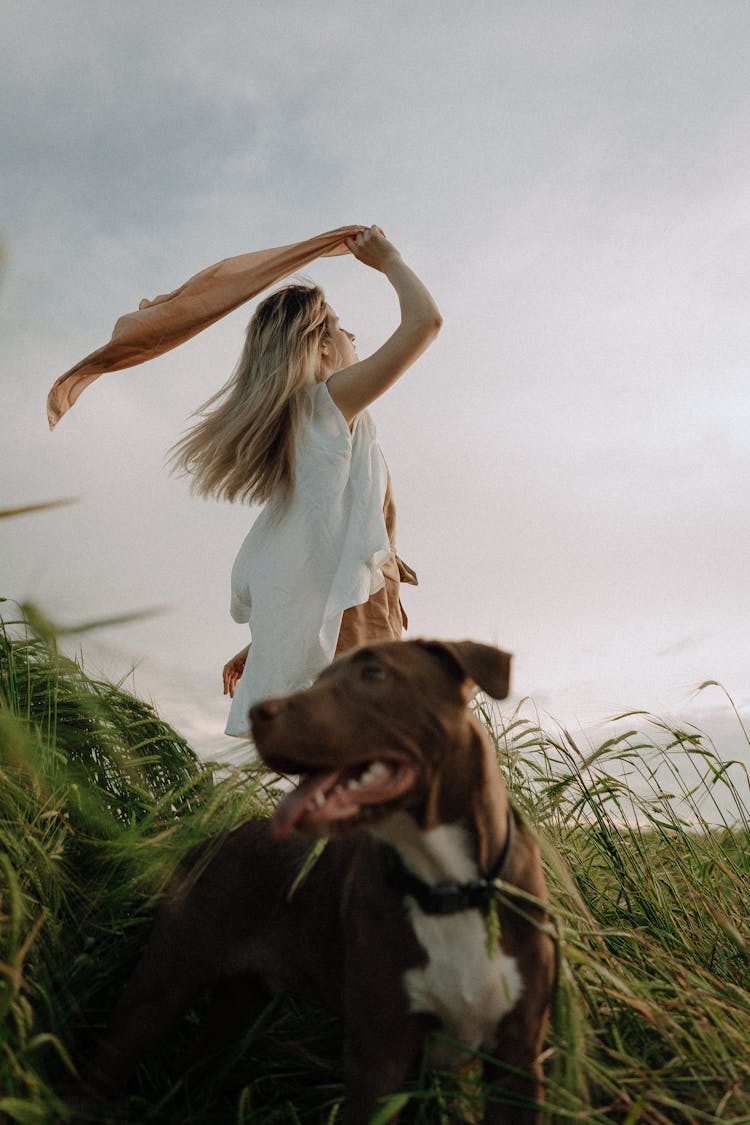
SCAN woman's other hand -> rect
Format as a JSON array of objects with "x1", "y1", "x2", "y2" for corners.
[
  {"x1": 345, "y1": 225, "x2": 401, "y2": 272},
  {"x1": 223, "y1": 644, "x2": 250, "y2": 697}
]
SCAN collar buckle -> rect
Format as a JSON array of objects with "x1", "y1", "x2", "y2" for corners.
[
  {"x1": 424, "y1": 882, "x2": 471, "y2": 915},
  {"x1": 384, "y1": 808, "x2": 515, "y2": 917}
]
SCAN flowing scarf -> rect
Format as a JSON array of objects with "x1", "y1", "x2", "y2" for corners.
[{"x1": 47, "y1": 224, "x2": 366, "y2": 428}]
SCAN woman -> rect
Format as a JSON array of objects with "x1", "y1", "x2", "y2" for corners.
[{"x1": 171, "y1": 226, "x2": 441, "y2": 737}]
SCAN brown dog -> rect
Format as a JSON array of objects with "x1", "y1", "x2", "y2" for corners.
[{"x1": 90, "y1": 640, "x2": 555, "y2": 1124}]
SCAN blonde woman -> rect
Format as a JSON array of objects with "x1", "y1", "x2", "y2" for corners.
[{"x1": 171, "y1": 226, "x2": 441, "y2": 737}]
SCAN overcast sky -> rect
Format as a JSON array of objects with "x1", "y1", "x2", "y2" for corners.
[{"x1": 3, "y1": 0, "x2": 749, "y2": 769}]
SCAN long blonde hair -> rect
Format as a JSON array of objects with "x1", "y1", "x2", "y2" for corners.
[{"x1": 170, "y1": 284, "x2": 330, "y2": 504}]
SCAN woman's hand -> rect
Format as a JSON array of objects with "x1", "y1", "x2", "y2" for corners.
[
  {"x1": 346, "y1": 225, "x2": 401, "y2": 272},
  {"x1": 223, "y1": 644, "x2": 250, "y2": 697}
]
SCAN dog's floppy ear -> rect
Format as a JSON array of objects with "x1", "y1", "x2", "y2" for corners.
[{"x1": 422, "y1": 641, "x2": 512, "y2": 700}]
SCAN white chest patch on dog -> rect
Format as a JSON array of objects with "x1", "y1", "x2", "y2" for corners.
[
  {"x1": 404, "y1": 903, "x2": 523, "y2": 1068},
  {"x1": 373, "y1": 818, "x2": 524, "y2": 1069}
]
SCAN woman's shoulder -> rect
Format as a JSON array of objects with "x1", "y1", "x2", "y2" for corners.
[
  {"x1": 307, "y1": 380, "x2": 352, "y2": 443},
  {"x1": 314, "y1": 379, "x2": 380, "y2": 440}
]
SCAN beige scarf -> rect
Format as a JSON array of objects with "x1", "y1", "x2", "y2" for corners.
[{"x1": 47, "y1": 224, "x2": 365, "y2": 428}]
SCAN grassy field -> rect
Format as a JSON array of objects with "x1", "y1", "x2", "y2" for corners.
[{"x1": 1, "y1": 605, "x2": 748, "y2": 1124}]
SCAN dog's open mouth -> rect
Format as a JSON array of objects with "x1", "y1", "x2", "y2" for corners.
[{"x1": 270, "y1": 758, "x2": 417, "y2": 840}]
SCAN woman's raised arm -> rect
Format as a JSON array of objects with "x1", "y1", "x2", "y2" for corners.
[{"x1": 326, "y1": 227, "x2": 442, "y2": 424}]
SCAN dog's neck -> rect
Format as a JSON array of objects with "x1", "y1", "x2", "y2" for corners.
[
  {"x1": 372, "y1": 813, "x2": 479, "y2": 884},
  {"x1": 371, "y1": 726, "x2": 510, "y2": 884}
]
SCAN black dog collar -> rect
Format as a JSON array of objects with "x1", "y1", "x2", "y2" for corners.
[{"x1": 383, "y1": 808, "x2": 515, "y2": 916}]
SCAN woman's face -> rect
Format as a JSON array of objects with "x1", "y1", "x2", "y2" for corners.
[{"x1": 319, "y1": 308, "x2": 357, "y2": 377}]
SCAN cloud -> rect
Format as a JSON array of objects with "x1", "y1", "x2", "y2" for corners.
[
  {"x1": 3, "y1": 0, "x2": 750, "y2": 775},
  {"x1": 656, "y1": 633, "x2": 710, "y2": 659}
]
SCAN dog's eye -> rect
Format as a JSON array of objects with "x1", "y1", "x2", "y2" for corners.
[{"x1": 360, "y1": 663, "x2": 386, "y2": 683}]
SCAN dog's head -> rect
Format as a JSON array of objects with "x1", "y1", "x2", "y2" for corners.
[{"x1": 250, "y1": 639, "x2": 511, "y2": 840}]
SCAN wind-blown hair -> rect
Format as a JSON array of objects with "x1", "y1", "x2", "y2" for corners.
[{"x1": 170, "y1": 284, "x2": 330, "y2": 505}]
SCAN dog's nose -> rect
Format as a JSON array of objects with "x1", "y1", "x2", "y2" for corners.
[{"x1": 250, "y1": 698, "x2": 283, "y2": 727}]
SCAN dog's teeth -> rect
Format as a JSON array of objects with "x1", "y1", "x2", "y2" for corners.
[
  {"x1": 314, "y1": 791, "x2": 327, "y2": 808},
  {"x1": 334, "y1": 785, "x2": 344, "y2": 794},
  {"x1": 359, "y1": 761, "x2": 387, "y2": 786},
  {"x1": 347, "y1": 778, "x2": 361, "y2": 790}
]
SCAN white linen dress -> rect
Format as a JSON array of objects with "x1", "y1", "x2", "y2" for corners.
[{"x1": 225, "y1": 380, "x2": 396, "y2": 738}]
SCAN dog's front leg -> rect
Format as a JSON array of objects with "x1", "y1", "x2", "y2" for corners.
[
  {"x1": 481, "y1": 1016, "x2": 548, "y2": 1125},
  {"x1": 342, "y1": 1008, "x2": 436, "y2": 1125}
]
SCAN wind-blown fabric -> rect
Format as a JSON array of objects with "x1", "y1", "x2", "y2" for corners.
[
  {"x1": 46, "y1": 224, "x2": 366, "y2": 428},
  {"x1": 225, "y1": 379, "x2": 391, "y2": 738}
]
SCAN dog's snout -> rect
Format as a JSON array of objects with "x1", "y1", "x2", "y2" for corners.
[{"x1": 250, "y1": 698, "x2": 283, "y2": 727}]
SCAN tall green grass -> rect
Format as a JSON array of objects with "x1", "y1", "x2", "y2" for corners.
[
  {"x1": 0, "y1": 607, "x2": 267, "y2": 1123},
  {"x1": 484, "y1": 696, "x2": 750, "y2": 1123},
  {"x1": 1, "y1": 607, "x2": 748, "y2": 1123}
]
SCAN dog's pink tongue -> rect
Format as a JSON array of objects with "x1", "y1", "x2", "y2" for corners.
[{"x1": 270, "y1": 771, "x2": 341, "y2": 840}]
